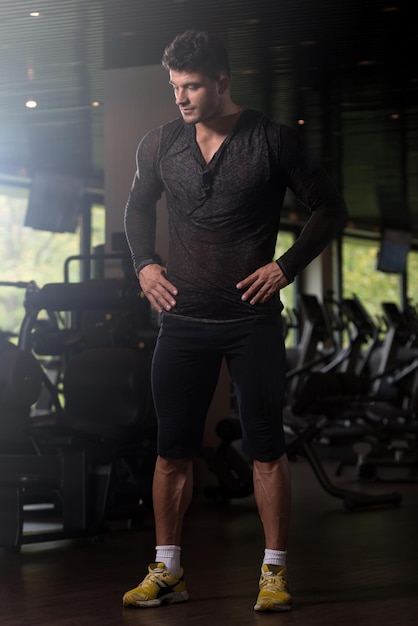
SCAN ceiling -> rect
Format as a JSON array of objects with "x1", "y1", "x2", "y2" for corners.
[{"x1": 0, "y1": 0, "x2": 417, "y2": 234}]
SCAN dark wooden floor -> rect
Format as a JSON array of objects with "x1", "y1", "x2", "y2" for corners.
[{"x1": 1, "y1": 455, "x2": 417, "y2": 626}]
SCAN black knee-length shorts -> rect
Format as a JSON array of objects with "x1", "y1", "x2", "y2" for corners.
[{"x1": 151, "y1": 314, "x2": 287, "y2": 462}]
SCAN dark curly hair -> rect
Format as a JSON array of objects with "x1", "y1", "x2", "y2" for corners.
[{"x1": 161, "y1": 30, "x2": 230, "y2": 79}]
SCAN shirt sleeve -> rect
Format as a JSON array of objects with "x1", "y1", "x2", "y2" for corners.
[
  {"x1": 124, "y1": 127, "x2": 164, "y2": 275},
  {"x1": 275, "y1": 123, "x2": 349, "y2": 282}
]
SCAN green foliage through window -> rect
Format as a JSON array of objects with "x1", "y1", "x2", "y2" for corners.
[{"x1": 0, "y1": 187, "x2": 104, "y2": 335}]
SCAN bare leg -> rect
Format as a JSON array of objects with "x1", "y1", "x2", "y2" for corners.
[
  {"x1": 152, "y1": 455, "x2": 194, "y2": 545},
  {"x1": 122, "y1": 455, "x2": 192, "y2": 607},
  {"x1": 253, "y1": 454, "x2": 292, "y2": 550}
]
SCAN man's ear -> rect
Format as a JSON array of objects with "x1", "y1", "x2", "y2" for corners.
[{"x1": 218, "y1": 75, "x2": 230, "y2": 95}]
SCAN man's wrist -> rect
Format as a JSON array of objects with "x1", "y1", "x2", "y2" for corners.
[
  {"x1": 276, "y1": 259, "x2": 293, "y2": 283},
  {"x1": 136, "y1": 258, "x2": 157, "y2": 274}
]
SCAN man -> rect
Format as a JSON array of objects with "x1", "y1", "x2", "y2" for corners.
[{"x1": 123, "y1": 29, "x2": 348, "y2": 612}]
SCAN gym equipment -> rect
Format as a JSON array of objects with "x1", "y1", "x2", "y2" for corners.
[
  {"x1": 0, "y1": 278, "x2": 157, "y2": 553},
  {"x1": 292, "y1": 296, "x2": 418, "y2": 484},
  {"x1": 286, "y1": 293, "x2": 337, "y2": 394}
]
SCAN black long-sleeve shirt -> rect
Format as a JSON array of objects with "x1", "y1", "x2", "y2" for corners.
[{"x1": 124, "y1": 109, "x2": 348, "y2": 321}]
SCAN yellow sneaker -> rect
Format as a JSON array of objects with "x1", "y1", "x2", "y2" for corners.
[
  {"x1": 123, "y1": 562, "x2": 189, "y2": 608},
  {"x1": 254, "y1": 564, "x2": 292, "y2": 612}
]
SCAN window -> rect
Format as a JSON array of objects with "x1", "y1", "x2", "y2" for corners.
[
  {"x1": 0, "y1": 183, "x2": 105, "y2": 336},
  {"x1": 342, "y1": 235, "x2": 401, "y2": 323},
  {"x1": 406, "y1": 249, "x2": 418, "y2": 308}
]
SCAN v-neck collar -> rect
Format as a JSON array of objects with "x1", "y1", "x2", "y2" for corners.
[{"x1": 190, "y1": 108, "x2": 255, "y2": 169}]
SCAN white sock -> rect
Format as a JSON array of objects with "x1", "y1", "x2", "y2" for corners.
[
  {"x1": 155, "y1": 545, "x2": 181, "y2": 576},
  {"x1": 263, "y1": 548, "x2": 287, "y2": 569}
]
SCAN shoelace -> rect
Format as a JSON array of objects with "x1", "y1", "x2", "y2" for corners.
[
  {"x1": 261, "y1": 572, "x2": 287, "y2": 590},
  {"x1": 140, "y1": 569, "x2": 167, "y2": 588}
]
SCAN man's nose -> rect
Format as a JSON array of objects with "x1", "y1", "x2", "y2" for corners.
[{"x1": 175, "y1": 89, "x2": 188, "y2": 105}]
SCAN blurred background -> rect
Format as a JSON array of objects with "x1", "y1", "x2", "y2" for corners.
[{"x1": 0, "y1": 0, "x2": 417, "y2": 336}]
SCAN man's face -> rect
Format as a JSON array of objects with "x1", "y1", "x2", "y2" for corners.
[{"x1": 169, "y1": 70, "x2": 225, "y2": 124}]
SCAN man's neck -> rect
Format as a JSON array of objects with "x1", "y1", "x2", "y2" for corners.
[
  {"x1": 196, "y1": 105, "x2": 244, "y2": 138},
  {"x1": 194, "y1": 106, "x2": 244, "y2": 164}
]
